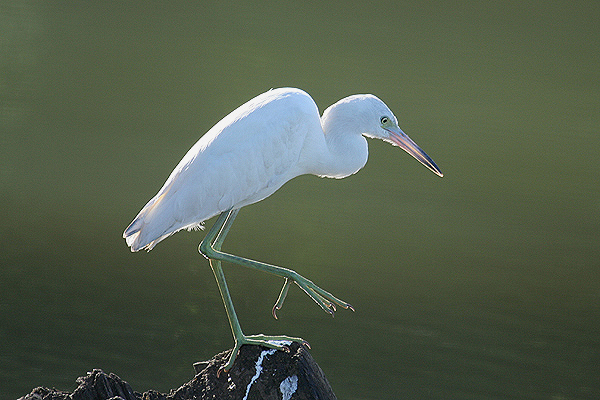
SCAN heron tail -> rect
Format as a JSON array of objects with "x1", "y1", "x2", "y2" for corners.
[{"x1": 123, "y1": 193, "x2": 173, "y2": 251}]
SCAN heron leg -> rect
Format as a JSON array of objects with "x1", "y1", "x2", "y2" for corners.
[
  {"x1": 200, "y1": 209, "x2": 309, "y2": 374},
  {"x1": 200, "y1": 210, "x2": 354, "y2": 319}
]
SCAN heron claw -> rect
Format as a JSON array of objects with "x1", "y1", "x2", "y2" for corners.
[{"x1": 272, "y1": 305, "x2": 281, "y2": 320}]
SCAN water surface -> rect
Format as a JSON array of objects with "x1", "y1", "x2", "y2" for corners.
[{"x1": 2, "y1": 1, "x2": 599, "y2": 399}]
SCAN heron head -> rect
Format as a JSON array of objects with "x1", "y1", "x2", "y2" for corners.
[{"x1": 342, "y1": 94, "x2": 444, "y2": 177}]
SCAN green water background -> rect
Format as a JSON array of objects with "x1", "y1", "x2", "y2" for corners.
[{"x1": 2, "y1": 1, "x2": 599, "y2": 399}]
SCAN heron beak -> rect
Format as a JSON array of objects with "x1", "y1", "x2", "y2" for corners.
[{"x1": 385, "y1": 126, "x2": 443, "y2": 177}]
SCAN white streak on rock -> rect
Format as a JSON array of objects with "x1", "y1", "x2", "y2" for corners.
[
  {"x1": 242, "y1": 340, "x2": 294, "y2": 400},
  {"x1": 267, "y1": 339, "x2": 292, "y2": 346},
  {"x1": 243, "y1": 348, "x2": 276, "y2": 400},
  {"x1": 280, "y1": 375, "x2": 298, "y2": 400}
]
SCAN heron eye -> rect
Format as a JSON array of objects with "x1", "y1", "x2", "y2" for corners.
[{"x1": 380, "y1": 116, "x2": 389, "y2": 125}]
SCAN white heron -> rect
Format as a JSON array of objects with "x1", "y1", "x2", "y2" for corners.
[{"x1": 123, "y1": 87, "x2": 442, "y2": 373}]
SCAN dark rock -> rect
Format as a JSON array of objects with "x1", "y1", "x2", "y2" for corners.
[{"x1": 18, "y1": 343, "x2": 336, "y2": 400}]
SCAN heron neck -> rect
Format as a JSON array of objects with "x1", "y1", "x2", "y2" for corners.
[{"x1": 318, "y1": 125, "x2": 369, "y2": 179}]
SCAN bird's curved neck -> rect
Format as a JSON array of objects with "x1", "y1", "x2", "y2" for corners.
[{"x1": 317, "y1": 121, "x2": 368, "y2": 179}]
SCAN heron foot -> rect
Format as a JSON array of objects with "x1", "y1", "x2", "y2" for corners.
[
  {"x1": 272, "y1": 272, "x2": 355, "y2": 319},
  {"x1": 218, "y1": 333, "x2": 310, "y2": 376}
]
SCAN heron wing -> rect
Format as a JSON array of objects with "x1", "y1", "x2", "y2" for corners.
[{"x1": 124, "y1": 88, "x2": 322, "y2": 251}]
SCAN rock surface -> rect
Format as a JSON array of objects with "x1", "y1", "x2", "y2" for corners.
[{"x1": 18, "y1": 342, "x2": 336, "y2": 400}]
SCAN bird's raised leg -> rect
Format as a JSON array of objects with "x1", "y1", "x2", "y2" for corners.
[
  {"x1": 200, "y1": 209, "x2": 354, "y2": 373},
  {"x1": 201, "y1": 209, "x2": 307, "y2": 374},
  {"x1": 200, "y1": 210, "x2": 354, "y2": 319}
]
